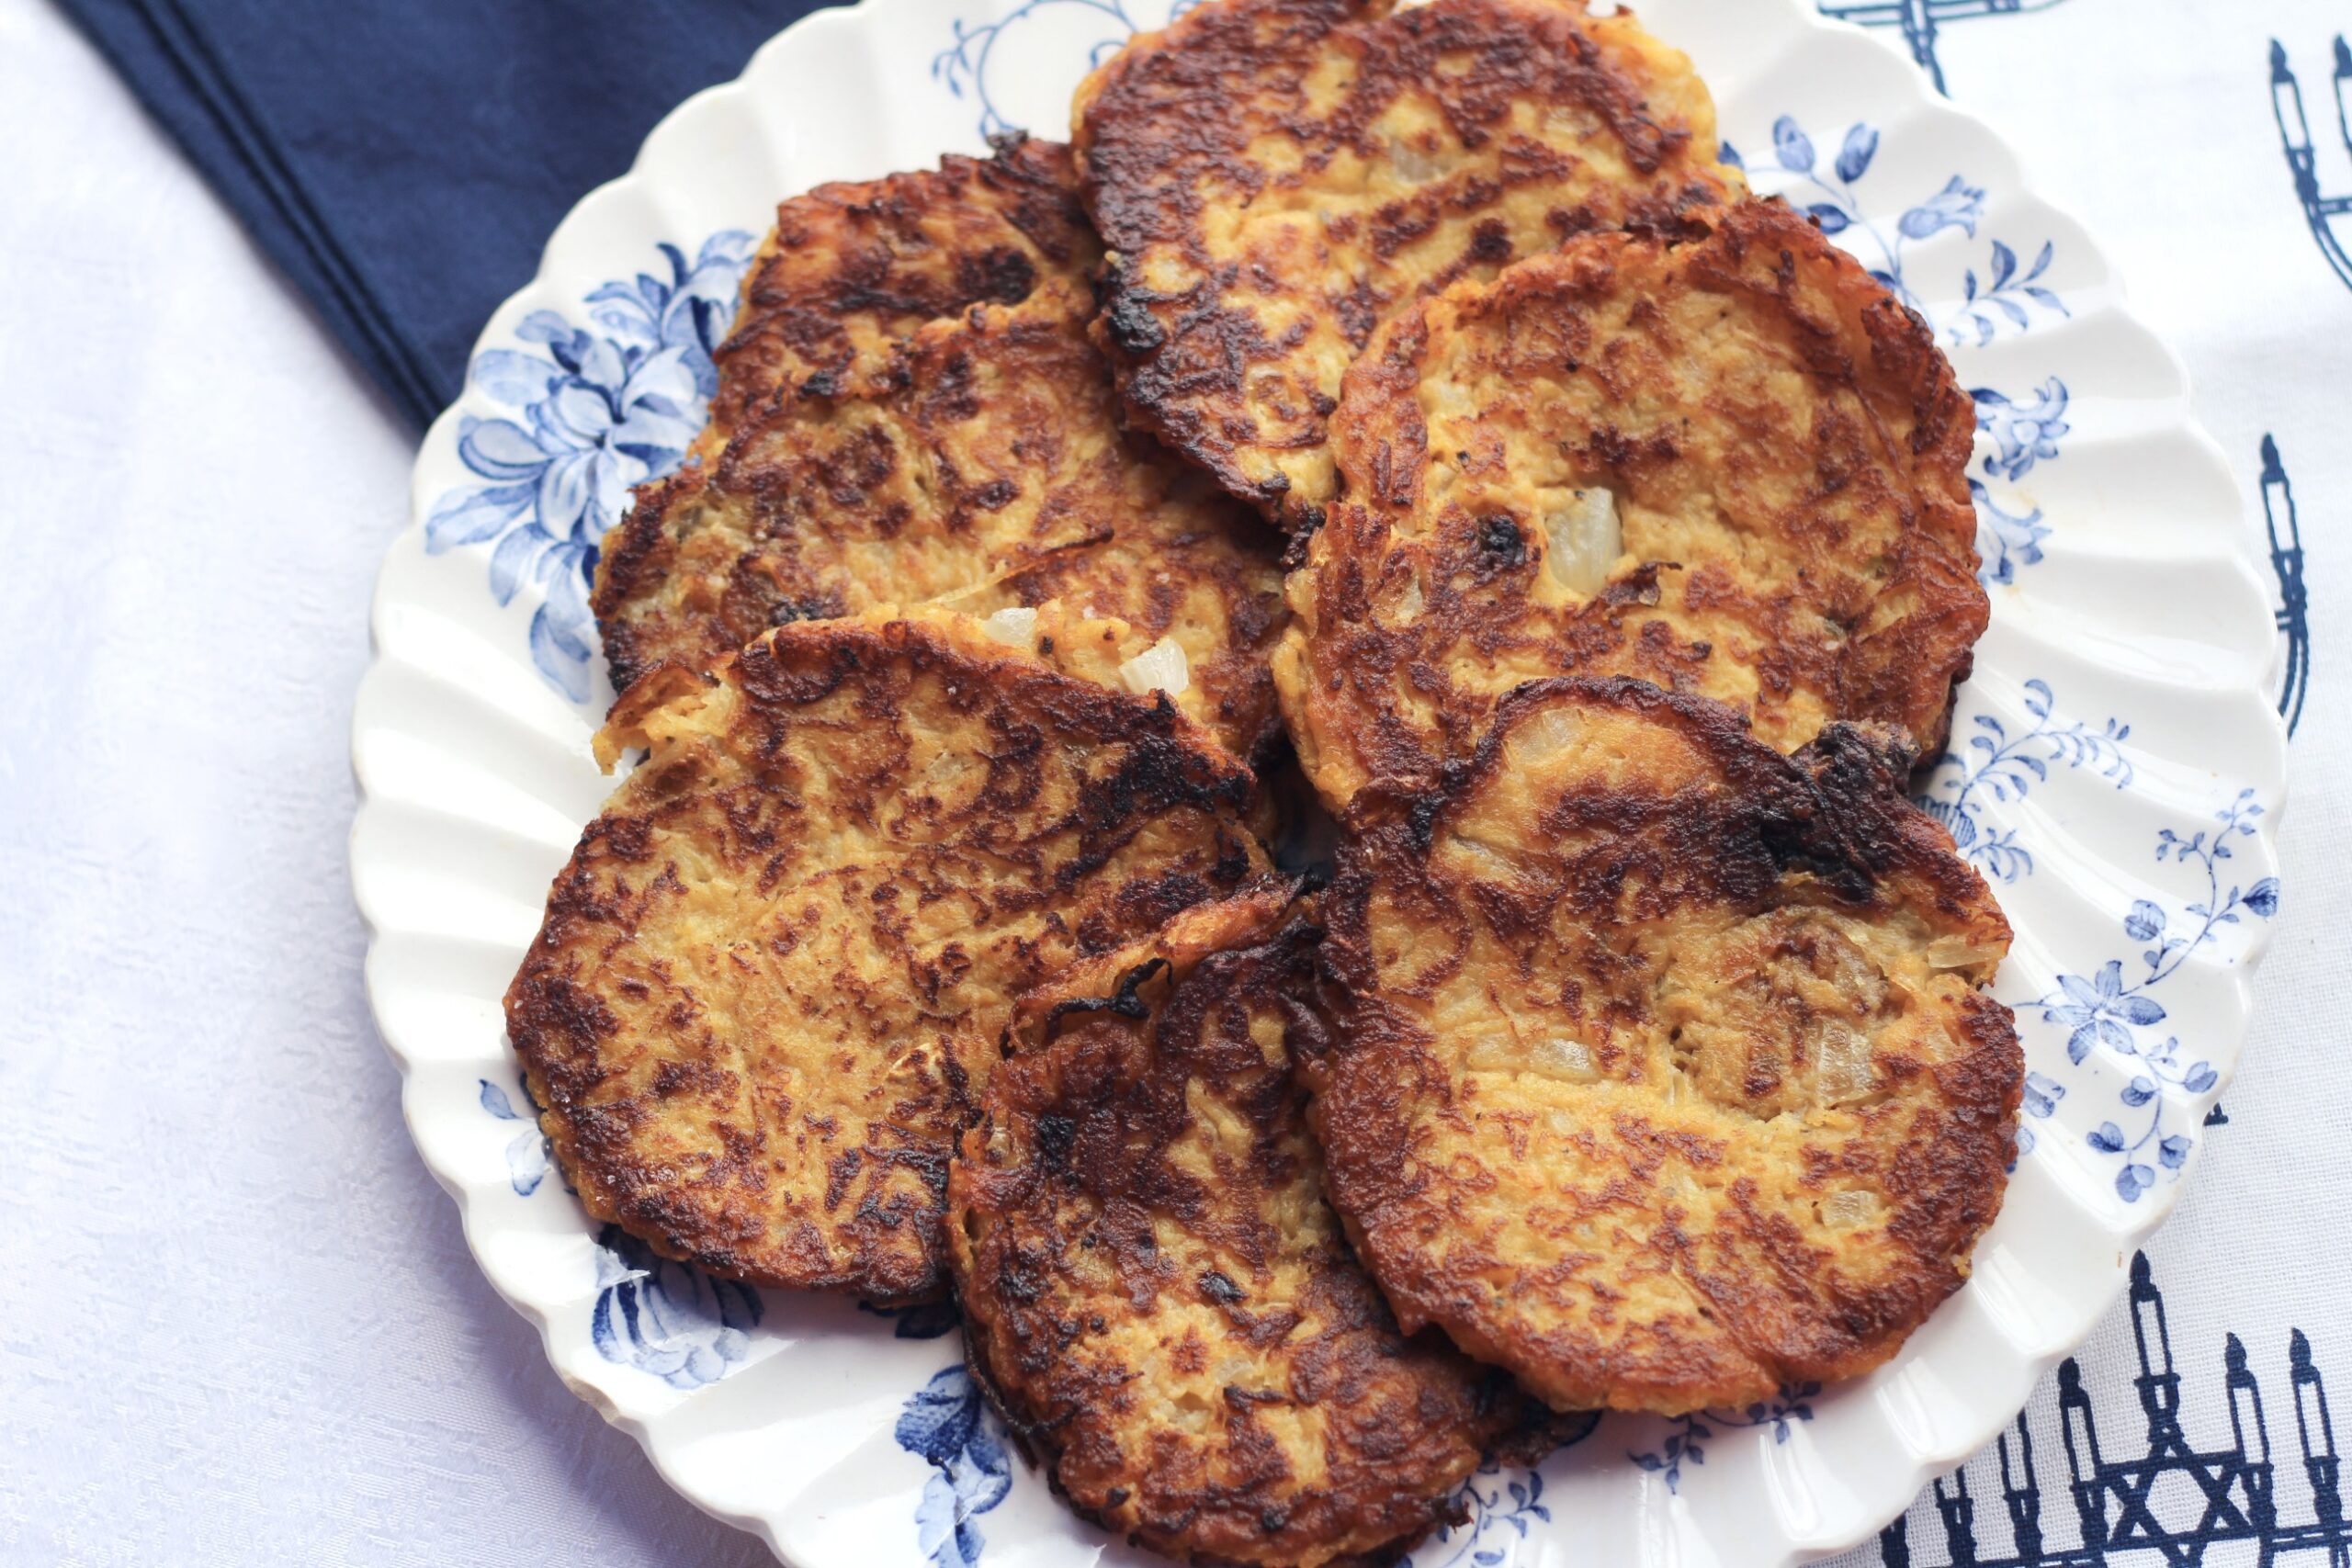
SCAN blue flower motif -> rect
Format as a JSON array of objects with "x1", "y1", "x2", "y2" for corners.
[
  {"x1": 2021, "y1": 1071, "x2": 2066, "y2": 1121},
  {"x1": 898, "y1": 1367, "x2": 1012, "y2": 1568},
  {"x1": 478, "y1": 1078, "x2": 550, "y2": 1196},
  {"x1": 1971, "y1": 480, "x2": 2050, "y2": 586},
  {"x1": 2047, "y1": 961, "x2": 2169, "y2": 1065},
  {"x1": 1974, "y1": 378, "x2": 2071, "y2": 482},
  {"x1": 589, "y1": 1225, "x2": 762, "y2": 1389},
  {"x1": 1899, "y1": 175, "x2": 1985, "y2": 239},
  {"x1": 427, "y1": 232, "x2": 755, "y2": 701}
]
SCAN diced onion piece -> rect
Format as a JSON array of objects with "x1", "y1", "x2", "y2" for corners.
[
  {"x1": 1531, "y1": 1036, "x2": 1599, "y2": 1082},
  {"x1": 980, "y1": 606, "x2": 1038, "y2": 647},
  {"x1": 1812, "y1": 1019, "x2": 1876, "y2": 1103},
  {"x1": 1545, "y1": 487, "x2": 1621, "y2": 595},
  {"x1": 1386, "y1": 138, "x2": 1444, "y2": 183},
  {"x1": 1118, "y1": 637, "x2": 1192, "y2": 697},
  {"x1": 1462, "y1": 1034, "x2": 1600, "y2": 1084},
  {"x1": 1927, "y1": 934, "x2": 2006, "y2": 971},
  {"x1": 1504, "y1": 706, "x2": 1584, "y2": 771},
  {"x1": 1821, "y1": 1189, "x2": 1882, "y2": 1228}
]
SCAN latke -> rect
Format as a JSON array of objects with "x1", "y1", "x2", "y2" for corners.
[
  {"x1": 505, "y1": 613, "x2": 1270, "y2": 1304},
  {"x1": 1073, "y1": 0, "x2": 1741, "y2": 527},
  {"x1": 1276, "y1": 200, "x2": 1985, "y2": 818},
  {"x1": 952, "y1": 886, "x2": 1535, "y2": 1565},
  {"x1": 1303, "y1": 677, "x2": 2020, "y2": 1415},
  {"x1": 593, "y1": 142, "x2": 1289, "y2": 763}
]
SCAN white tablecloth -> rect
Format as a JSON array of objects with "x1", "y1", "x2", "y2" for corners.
[{"x1": 0, "y1": 0, "x2": 2340, "y2": 1562}]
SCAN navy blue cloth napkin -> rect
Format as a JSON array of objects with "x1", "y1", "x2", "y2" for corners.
[{"x1": 60, "y1": 0, "x2": 833, "y2": 432}]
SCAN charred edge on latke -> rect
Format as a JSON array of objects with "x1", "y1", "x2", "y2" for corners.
[
  {"x1": 506, "y1": 615, "x2": 1270, "y2": 1305},
  {"x1": 1073, "y1": 0, "x2": 1740, "y2": 526},
  {"x1": 1303, "y1": 676, "x2": 2021, "y2": 1414},
  {"x1": 952, "y1": 886, "x2": 1555, "y2": 1566},
  {"x1": 1275, "y1": 197, "x2": 1984, "y2": 823}
]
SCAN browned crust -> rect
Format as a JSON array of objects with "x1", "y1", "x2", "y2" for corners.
[
  {"x1": 1302, "y1": 677, "x2": 2020, "y2": 1414},
  {"x1": 1073, "y1": 0, "x2": 1740, "y2": 526},
  {"x1": 951, "y1": 887, "x2": 1544, "y2": 1566},
  {"x1": 506, "y1": 614, "x2": 1271, "y2": 1303},
  {"x1": 713, "y1": 133, "x2": 1098, "y2": 433},
  {"x1": 1279, "y1": 198, "x2": 1984, "y2": 821}
]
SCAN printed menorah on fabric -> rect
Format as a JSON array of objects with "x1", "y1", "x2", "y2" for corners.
[
  {"x1": 1877, "y1": 1254, "x2": 2351, "y2": 1566},
  {"x1": 1816, "y1": 0, "x2": 2070, "y2": 95},
  {"x1": 2261, "y1": 435, "x2": 2312, "y2": 738},
  {"x1": 2271, "y1": 38, "x2": 2352, "y2": 294}
]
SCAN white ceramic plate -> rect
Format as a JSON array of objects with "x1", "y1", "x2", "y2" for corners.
[{"x1": 349, "y1": 0, "x2": 2289, "y2": 1561}]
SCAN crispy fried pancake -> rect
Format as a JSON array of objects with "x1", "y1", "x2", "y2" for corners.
[
  {"x1": 1073, "y1": 0, "x2": 1741, "y2": 527},
  {"x1": 1277, "y1": 201, "x2": 1985, "y2": 818},
  {"x1": 505, "y1": 613, "x2": 1271, "y2": 1303},
  {"x1": 600, "y1": 272, "x2": 1290, "y2": 757},
  {"x1": 1304, "y1": 678, "x2": 2019, "y2": 1415},
  {"x1": 953, "y1": 886, "x2": 1534, "y2": 1566},
  {"x1": 597, "y1": 274, "x2": 1289, "y2": 761},
  {"x1": 710, "y1": 134, "x2": 1099, "y2": 437}
]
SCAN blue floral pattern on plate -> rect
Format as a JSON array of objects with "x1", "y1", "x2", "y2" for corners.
[
  {"x1": 933, "y1": 0, "x2": 1193, "y2": 139},
  {"x1": 1628, "y1": 1384, "x2": 1823, "y2": 1495},
  {"x1": 589, "y1": 1224, "x2": 763, "y2": 1389},
  {"x1": 1406, "y1": 1415, "x2": 1600, "y2": 1568},
  {"x1": 1917, "y1": 678, "x2": 2133, "y2": 885},
  {"x1": 1408, "y1": 1467, "x2": 1555, "y2": 1568},
  {"x1": 897, "y1": 1367, "x2": 1013, "y2": 1568},
  {"x1": 1752, "y1": 115, "x2": 2068, "y2": 346},
  {"x1": 478, "y1": 1078, "x2": 551, "y2": 1196},
  {"x1": 1740, "y1": 115, "x2": 2072, "y2": 586},
  {"x1": 2012, "y1": 791, "x2": 2278, "y2": 1192},
  {"x1": 425, "y1": 233, "x2": 754, "y2": 702}
]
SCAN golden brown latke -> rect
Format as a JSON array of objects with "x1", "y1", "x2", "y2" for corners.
[
  {"x1": 710, "y1": 134, "x2": 1099, "y2": 436},
  {"x1": 505, "y1": 613, "x2": 1271, "y2": 1304},
  {"x1": 952, "y1": 886, "x2": 1539, "y2": 1567},
  {"x1": 1303, "y1": 677, "x2": 2020, "y2": 1416},
  {"x1": 598, "y1": 269, "x2": 1288, "y2": 761},
  {"x1": 1073, "y1": 0, "x2": 1742, "y2": 528},
  {"x1": 1276, "y1": 200, "x2": 1986, "y2": 819}
]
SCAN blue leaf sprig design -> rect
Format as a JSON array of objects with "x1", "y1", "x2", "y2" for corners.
[
  {"x1": 2015, "y1": 790, "x2": 2278, "y2": 1200},
  {"x1": 1917, "y1": 679, "x2": 2133, "y2": 885},
  {"x1": 1407, "y1": 1465, "x2": 1557, "y2": 1568},
  {"x1": 933, "y1": 0, "x2": 1181, "y2": 139},
  {"x1": 1628, "y1": 1384, "x2": 1822, "y2": 1495}
]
